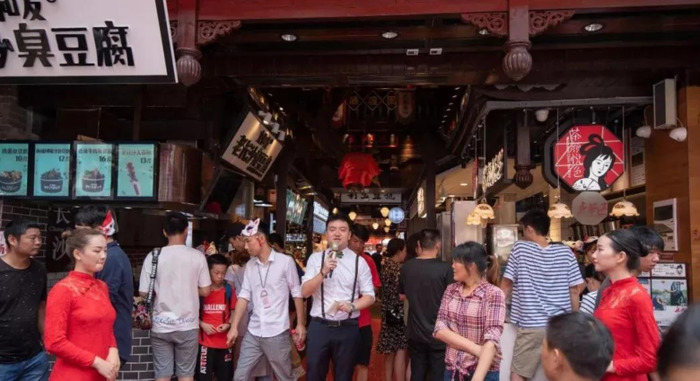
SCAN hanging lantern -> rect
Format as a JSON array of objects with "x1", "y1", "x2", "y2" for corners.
[
  {"x1": 385, "y1": 218, "x2": 392, "y2": 226},
  {"x1": 372, "y1": 222, "x2": 379, "y2": 230},
  {"x1": 348, "y1": 211, "x2": 357, "y2": 221},
  {"x1": 466, "y1": 210, "x2": 482, "y2": 226},
  {"x1": 610, "y1": 200, "x2": 640, "y2": 218},
  {"x1": 473, "y1": 201, "x2": 495, "y2": 220},
  {"x1": 548, "y1": 201, "x2": 573, "y2": 219},
  {"x1": 332, "y1": 207, "x2": 339, "y2": 215},
  {"x1": 380, "y1": 207, "x2": 390, "y2": 217},
  {"x1": 384, "y1": 226, "x2": 390, "y2": 233},
  {"x1": 338, "y1": 153, "x2": 381, "y2": 190}
]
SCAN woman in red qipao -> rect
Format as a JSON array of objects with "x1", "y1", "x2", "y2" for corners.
[
  {"x1": 592, "y1": 229, "x2": 660, "y2": 381},
  {"x1": 45, "y1": 229, "x2": 119, "y2": 381}
]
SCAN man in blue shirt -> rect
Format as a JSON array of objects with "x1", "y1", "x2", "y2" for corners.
[{"x1": 75, "y1": 206, "x2": 134, "y2": 365}]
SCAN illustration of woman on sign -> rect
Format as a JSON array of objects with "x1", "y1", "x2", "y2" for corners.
[{"x1": 572, "y1": 134, "x2": 616, "y2": 191}]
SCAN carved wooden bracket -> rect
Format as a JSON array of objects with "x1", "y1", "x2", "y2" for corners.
[
  {"x1": 461, "y1": 10, "x2": 575, "y2": 37},
  {"x1": 169, "y1": 20, "x2": 242, "y2": 45}
]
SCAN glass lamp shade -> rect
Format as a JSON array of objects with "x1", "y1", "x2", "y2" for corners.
[
  {"x1": 547, "y1": 202, "x2": 573, "y2": 219},
  {"x1": 466, "y1": 211, "x2": 482, "y2": 226},
  {"x1": 372, "y1": 222, "x2": 379, "y2": 230},
  {"x1": 385, "y1": 218, "x2": 392, "y2": 226},
  {"x1": 348, "y1": 211, "x2": 357, "y2": 221},
  {"x1": 473, "y1": 202, "x2": 495, "y2": 220},
  {"x1": 380, "y1": 207, "x2": 390, "y2": 217},
  {"x1": 384, "y1": 226, "x2": 390, "y2": 233},
  {"x1": 610, "y1": 200, "x2": 640, "y2": 217}
]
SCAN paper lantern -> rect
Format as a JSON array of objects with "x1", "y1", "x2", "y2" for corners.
[
  {"x1": 384, "y1": 226, "x2": 390, "y2": 233},
  {"x1": 473, "y1": 202, "x2": 495, "y2": 220},
  {"x1": 466, "y1": 211, "x2": 482, "y2": 226},
  {"x1": 338, "y1": 152, "x2": 381, "y2": 190},
  {"x1": 372, "y1": 222, "x2": 379, "y2": 230},
  {"x1": 610, "y1": 200, "x2": 639, "y2": 217},
  {"x1": 380, "y1": 207, "x2": 390, "y2": 217},
  {"x1": 348, "y1": 211, "x2": 357, "y2": 221},
  {"x1": 385, "y1": 218, "x2": 391, "y2": 226}
]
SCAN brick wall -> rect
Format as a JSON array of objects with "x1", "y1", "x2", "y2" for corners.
[
  {"x1": 0, "y1": 86, "x2": 38, "y2": 140},
  {"x1": 119, "y1": 329, "x2": 155, "y2": 380},
  {"x1": 1, "y1": 200, "x2": 49, "y2": 259}
]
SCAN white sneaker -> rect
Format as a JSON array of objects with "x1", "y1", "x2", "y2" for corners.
[{"x1": 292, "y1": 366, "x2": 306, "y2": 379}]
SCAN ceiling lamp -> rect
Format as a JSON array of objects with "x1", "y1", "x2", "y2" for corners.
[
  {"x1": 466, "y1": 210, "x2": 482, "y2": 226},
  {"x1": 384, "y1": 226, "x2": 390, "y2": 233},
  {"x1": 281, "y1": 33, "x2": 298, "y2": 42},
  {"x1": 636, "y1": 125, "x2": 652, "y2": 138},
  {"x1": 548, "y1": 200, "x2": 573, "y2": 219},
  {"x1": 381, "y1": 31, "x2": 398, "y2": 39},
  {"x1": 473, "y1": 201, "x2": 495, "y2": 220},
  {"x1": 478, "y1": 28, "x2": 489, "y2": 36},
  {"x1": 380, "y1": 207, "x2": 390, "y2": 217},
  {"x1": 332, "y1": 207, "x2": 339, "y2": 214},
  {"x1": 584, "y1": 23, "x2": 604, "y2": 32},
  {"x1": 348, "y1": 211, "x2": 357, "y2": 221},
  {"x1": 385, "y1": 218, "x2": 392, "y2": 226},
  {"x1": 535, "y1": 109, "x2": 549, "y2": 122},
  {"x1": 610, "y1": 200, "x2": 640, "y2": 218},
  {"x1": 372, "y1": 222, "x2": 379, "y2": 230},
  {"x1": 670, "y1": 126, "x2": 687, "y2": 142}
]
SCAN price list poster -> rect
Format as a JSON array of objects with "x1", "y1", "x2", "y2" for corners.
[
  {"x1": 0, "y1": 143, "x2": 29, "y2": 197},
  {"x1": 75, "y1": 143, "x2": 114, "y2": 199},
  {"x1": 117, "y1": 144, "x2": 156, "y2": 199}
]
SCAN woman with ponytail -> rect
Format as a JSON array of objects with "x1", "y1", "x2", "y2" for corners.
[
  {"x1": 592, "y1": 229, "x2": 659, "y2": 381},
  {"x1": 433, "y1": 242, "x2": 505, "y2": 381}
]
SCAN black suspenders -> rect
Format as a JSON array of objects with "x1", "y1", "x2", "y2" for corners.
[{"x1": 320, "y1": 249, "x2": 360, "y2": 320}]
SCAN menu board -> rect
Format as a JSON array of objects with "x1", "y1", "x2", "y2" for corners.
[
  {"x1": 0, "y1": 143, "x2": 29, "y2": 196},
  {"x1": 117, "y1": 144, "x2": 156, "y2": 199},
  {"x1": 33, "y1": 143, "x2": 71, "y2": 197},
  {"x1": 75, "y1": 143, "x2": 114, "y2": 198}
]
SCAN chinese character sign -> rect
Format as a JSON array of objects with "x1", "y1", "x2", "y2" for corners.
[
  {"x1": 46, "y1": 207, "x2": 73, "y2": 272},
  {"x1": 0, "y1": 0, "x2": 176, "y2": 84},
  {"x1": 0, "y1": 142, "x2": 29, "y2": 196},
  {"x1": 117, "y1": 144, "x2": 156, "y2": 198},
  {"x1": 33, "y1": 143, "x2": 70, "y2": 197},
  {"x1": 75, "y1": 143, "x2": 113, "y2": 198},
  {"x1": 221, "y1": 112, "x2": 283, "y2": 182},
  {"x1": 553, "y1": 125, "x2": 624, "y2": 192},
  {"x1": 572, "y1": 192, "x2": 609, "y2": 226}
]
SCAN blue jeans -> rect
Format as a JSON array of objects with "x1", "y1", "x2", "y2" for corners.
[
  {"x1": 0, "y1": 351, "x2": 49, "y2": 381},
  {"x1": 444, "y1": 369, "x2": 499, "y2": 381}
]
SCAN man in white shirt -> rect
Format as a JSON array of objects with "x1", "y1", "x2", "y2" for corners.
[
  {"x1": 139, "y1": 212, "x2": 212, "y2": 381},
  {"x1": 226, "y1": 219, "x2": 305, "y2": 381},
  {"x1": 301, "y1": 214, "x2": 375, "y2": 381}
]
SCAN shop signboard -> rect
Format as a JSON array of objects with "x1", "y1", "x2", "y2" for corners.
[
  {"x1": 340, "y1": 190, "x2": 401, "y2": 204},
  {"x1": 482, "y1": 148, "x2": 506, "y2": 195},
  {"x1": 553, "y1": 125, "x2": 624, "y2": 192},
  {"x1": 0, "y1": 142, "x2": 29, "y2": 196},
  {"x1": 0, "y1": 0, "x2": 176, "y2": 84},
  {"x1": 116, "y1": 143, "x2": 157, "y2": 199},
  {"x1": 313, "y1": 201, "x2": 329, "y2": 221},
  {"x1": 286, "y1": 190, "x2": 307, "y2": 226},
  {"x1": 33, "y1": 143, "x2": 71, "y2": 197},
  {"x1": 572, "y1": 192, "x2": 608, "y2": 226},
  {"x1": 388, "y1": 207, "x2": 405, "y2": 224},
  {"x1": 222, "y1": 112, "x2": 283, "y2": 182},
  {"x1": 74, "y1": 142, "x2": 114, "y2": 199}
]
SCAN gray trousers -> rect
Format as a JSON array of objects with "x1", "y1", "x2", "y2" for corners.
[{"x1": 234, "y1": 330, "x2": 294, "y2": 381}]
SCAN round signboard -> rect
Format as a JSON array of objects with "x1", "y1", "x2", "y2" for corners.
[
  {"x1": 554, "y1": 125, "x2": 624, "y2": 192},
  {"x1": 389, "y1": 207, "x2": 405, "y2": 224},
  {"x1": 572, "y1": 192, "x2": 609, "y2": 226}
]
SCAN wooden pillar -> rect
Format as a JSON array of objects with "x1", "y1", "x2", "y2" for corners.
[{"x1": 682, "y1": 86, "x2": 700, "y2": 301}]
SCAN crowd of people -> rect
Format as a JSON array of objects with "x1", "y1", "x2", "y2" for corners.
[{"x1": 1, "y1": 206, "x2": 700, "y2": 381}]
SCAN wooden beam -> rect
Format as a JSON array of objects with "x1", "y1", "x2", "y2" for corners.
[{"x1": 170, "y1": 0, "x2": 700, "y2": 22}]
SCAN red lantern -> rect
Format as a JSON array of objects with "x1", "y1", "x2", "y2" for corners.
[{"x1": 338, "y1": 153, "x2": 381, "y2": 189}]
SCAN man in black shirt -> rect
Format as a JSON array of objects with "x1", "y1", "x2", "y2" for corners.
[
  {"x1": 0, "y1": 220, "x2": 49, "y2": 381},
  {"x1": 399, "y1": 229, "x2": 453, "y2": 381}
]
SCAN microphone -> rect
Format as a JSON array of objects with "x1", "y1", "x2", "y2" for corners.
[{"x1": 329, "y1": 242, "x2": 340, "y2": 277}]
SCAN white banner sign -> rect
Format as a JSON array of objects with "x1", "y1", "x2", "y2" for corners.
[
  {"x1": 222, "y1": 112, "x2": 283, "y2": 182},
  {"x1": 340, "y1": 191, "x2": 401, "y2": 204},
  {"x1": 0, "y1": 0, "x2": 176, "y2": 84},
  {"x1": 572, "y1": 192, "x2": 608, "y2": 226}
]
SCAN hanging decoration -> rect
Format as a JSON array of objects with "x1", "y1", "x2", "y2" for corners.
[
  {"x1": 338, "y1": 152, "x2": 381, "y2": 192},
  {"x1": 466, "y1": 210, "x2": 482, "y2": 226},
  {"x1": 572, "y1": 192, "x2": 608, "y2": 225},
  {"x1": 473, "y1": 201, "x2": 496, "y2": 220},
  {"x1": 332, "y1": 101, "x2": 347, "y2": 128},
  {"x1": 396, "y1": 89, "x2": 416, "y2": 125}
]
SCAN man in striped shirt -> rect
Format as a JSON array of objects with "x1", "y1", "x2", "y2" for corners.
[{"x1": 500, "y1": 210, "x2": 584, "y2": 381}]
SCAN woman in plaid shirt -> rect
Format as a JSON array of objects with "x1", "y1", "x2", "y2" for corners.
[{"x1": 434, "y1": 242, "x2": 506, "y2": 381}]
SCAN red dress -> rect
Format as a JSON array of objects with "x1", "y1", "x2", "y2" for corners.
[
  {"x1": 45, "y1": 271, "x2": 117, "y2": 381},
  {"x1": 594, "y1": 277, "x2": 659, "y2": 381}
]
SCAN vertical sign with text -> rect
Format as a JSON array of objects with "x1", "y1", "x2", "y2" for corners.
[{"x1": 46, "y1": 208, "x2": 73, "y2": 272}]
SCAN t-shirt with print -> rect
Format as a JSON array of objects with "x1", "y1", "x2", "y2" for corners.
[
  {"x1": 0, "y1": 258, "x2": 47, "y2": 363},
  {"x1": 199, "y1": 286, "x2": 237, "y2": 349},
  {"x1": 359, "y1": 252, "x2": 381, "y2": 328},
  {"x1": 399, "y1": 257, "x2": 453, "y2": 350},
  {"x1": 503, "y1": 241, "x2": 583, "y2": 328},
  {"x1": 139, "y1": 245, "x2": 211, "y2": 334}
]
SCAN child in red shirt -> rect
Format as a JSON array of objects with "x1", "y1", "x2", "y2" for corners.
[{"x1": 198, "y1": 254, "x2": 237, "y2": 381}]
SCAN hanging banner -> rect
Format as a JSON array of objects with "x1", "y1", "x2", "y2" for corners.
[
  {"x1": 553, "y1": 125, "x2": 624, "y2": 192},
  {"x1": 222, "y1": 112, "x2": 283, "y2": 182},
  {"x1": 74, "y1": 142, "x2": 114, "y2": 198},
  {"x1": 33, "y1": 143, "x2": 71, "y2": 197},
  {"x1": 572, "y1": 192, "x2": 609, "y2": 226},
  {"x1": 116, "y1": 143, "x2": 157, "y2": 199},
  {"x1": 0, "y1": 0, "x2": 176, "y2": 84}
]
